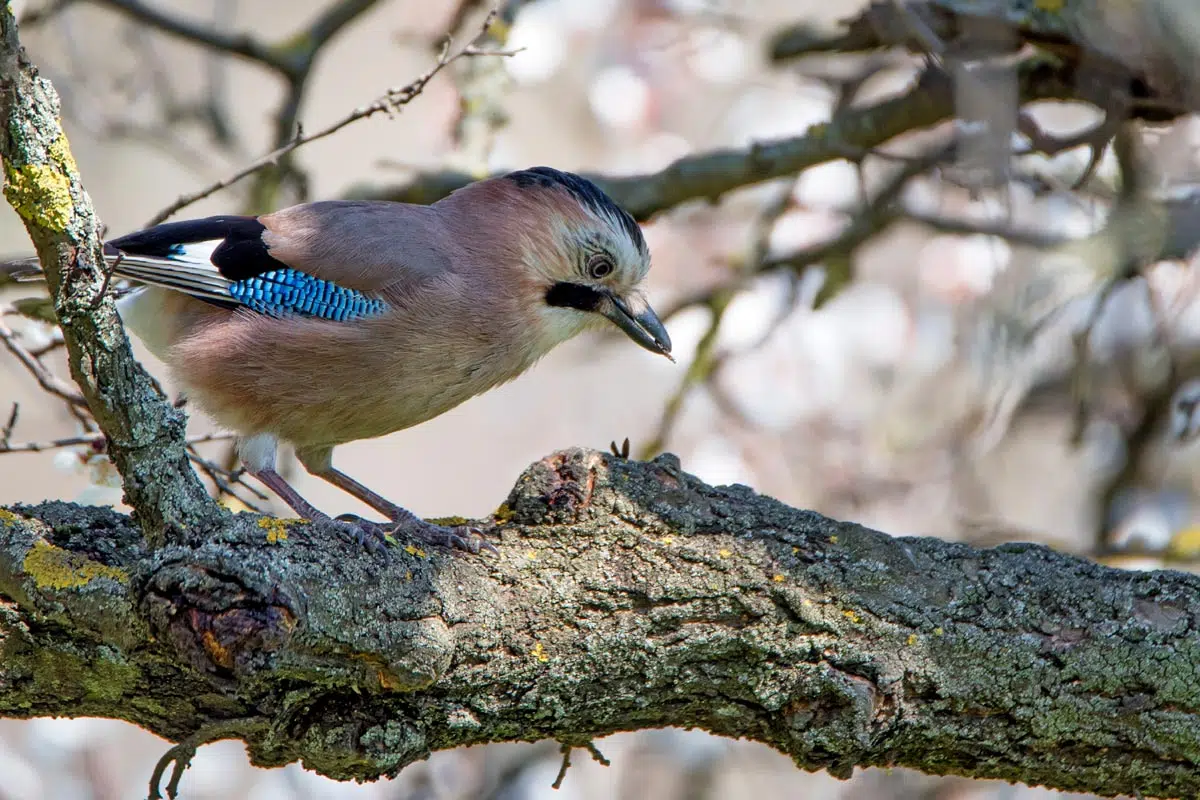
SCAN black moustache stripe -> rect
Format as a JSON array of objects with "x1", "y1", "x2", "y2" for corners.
[{"x1": 545, "y1": 282, "x2": 604, "y2": 312}]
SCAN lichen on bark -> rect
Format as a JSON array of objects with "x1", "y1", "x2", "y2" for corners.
[
  {"x1": 1, "y1": 449, "x2": 1199, "y2": 798},
  {"x1": 0, "y1": 3, "x2": 222, "y2": 542}
]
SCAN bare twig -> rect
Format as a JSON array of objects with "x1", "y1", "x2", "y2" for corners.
[
  {"x1": 0, "y1": 318, "x2": 87, "y2": 406},
  {"x1": 550, "y1": 739, "x2": 609, "y2": 790},
  {"x1": 903, "y1": 210, "x2": 1069, "y2": 248},
  {"x1": 146, "y1": 16, "x2": 516, "y2": 226},
  {"x1": 0, "y1": 431, "x2": 235, "y2": 455},
  {"x1": 91, "y1": 0, "x2": 290, "y2": 75},
  {"x1": 760, "y1": 141, "x2": 955, "y2": 277},
  {"x1": 1069, "y1": 278, "x2": 1125, "y2": 444},
  {"x1": 551, "y1": 742, "x2": 572, "y2": 789},
  {"x1": 638, "y1": 178, "x2": 799, "y2": 459},
  {"x1": 1, "y1": 403, "x2": 18, "y2": 444},
  {"x1": 186, "y1": 450, "x2": 269, "y2": 508},
  {"x1": 0, "y1": 432, "x2": 101, "y2": 454},
  {"x1": 148, "y1": 719, "x2": 261, "y2": 799}
]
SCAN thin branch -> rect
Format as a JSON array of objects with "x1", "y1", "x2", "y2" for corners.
[
  {"x1": 759, "y1": 140, "x2": 955, "y2": 276},
  {"x1": 148, "y1": 718, "x2": 261, "y2": 800},
  {"x1": 16, "y1": 0, "x2": 79, "y2": 26},
  {"x1": 638, "y1": 177, "x2": 799, "y2": 459},
  {"x1": 0, "y1": 431, "x2": 234, "y2": 455},
  {"x1": 89, "y1": 0, "x2": 289, "y2": 75},
  {"x1": 551, "y1": 743, "x2": 572, "y2": 790},
  {"x1": 146, "y1": 19, "x2": 516, "y2": 226},
  {"x1": 305, "y1": 0, "x2": 383, "y2": 52},
  {"x1": 0, "y1": 318, "x2": 88, "y2": 406},
  {"x1": 902, "y1": 210, "x2": 1069, "y2": 248},
  {"x1": 186, "y1": 448, "x2": 270, "y2": 508},
  {"x1": 350, "y1": 54, "x2": 1082, "y2": 219},
  {"x1": 1, "y1": 403, "x2": 18, "y2": 443}
]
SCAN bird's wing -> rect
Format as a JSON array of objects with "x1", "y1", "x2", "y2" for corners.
[{"x1": 106, "y1": 202, "x2": 449, "y2": 322}]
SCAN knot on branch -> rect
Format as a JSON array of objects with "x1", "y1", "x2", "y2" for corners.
[
  {"x1": 143, "y1": 561, "x2": 298, "y2": 677},
  {"x1": 784, "y1": 665, "x2": 884, "y2": 780},
  {"x1": 501, "y1": 448, "x2": 609, "y2": 525},
  {"x1": 264, "y1": 710, "x2": 429, "y2": 781},
  {"x1": 500, "y1": 447, "x2": 691, "y2": 528},
  {"x1": 135, "y1": 518, "x2": 458, "y2": 696}
]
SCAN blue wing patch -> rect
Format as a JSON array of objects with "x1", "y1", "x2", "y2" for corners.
[
  {"x1": 227, "y1": 269, "x2": 389, "y2": 322},
  {"x1": 108, "y1": 225, "x2": 389, "y2": 322}
]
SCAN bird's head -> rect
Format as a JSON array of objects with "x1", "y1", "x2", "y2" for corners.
[{"x1": 471, "y1": 167, "x2": 673, "y2": 361}]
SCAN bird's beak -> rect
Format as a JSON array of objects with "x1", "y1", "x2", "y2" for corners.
[{"x1": 601, "y1": 290, "x2": 674, "y2": 362}]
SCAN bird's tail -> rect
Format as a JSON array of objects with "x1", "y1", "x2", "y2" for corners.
[
  {"x1": 0, "y1": 255, "x2": 44, "y2": 285},
  {"x1": 1, "y1": 246, "x2": 230, "y2": 302}
]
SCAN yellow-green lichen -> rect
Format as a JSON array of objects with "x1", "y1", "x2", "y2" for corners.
[
  {"x1": 257, "y1": 516, "x2": 297, "y2": 544},
  {"x1": 46, "y1": 131, "x2": 79, "y2": 174},
  {"x1": 3, "y1": 162, "x2": 73, "y2": 232},
  {"x1": 22, "y1": 540, "x2": 128, "y2": 590},
  {"x1": 81, "y1": 652, "x2": 139, "y2": 702},
  {"x1": 492, "y1": 504, "x2": 515, "y2": 523},
  {"x1": 429, "y1": 516, "x2": 470, "y2": 527},
  {"x1": 0, "y1": 508, "x2": 22, "y2": 526}
]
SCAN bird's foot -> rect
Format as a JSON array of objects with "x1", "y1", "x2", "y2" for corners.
[
  {"x1": 333, "y1": 514, "x2": 395, "y2": 556},
  {"x1": 400, "y1": 517, "x2": 498, "y2": 555},
  {"x1": 334, "y1": 513, "x2": 496, "y2": 556}
]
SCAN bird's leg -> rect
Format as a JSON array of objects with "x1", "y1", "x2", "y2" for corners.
[
  {"x1": 295, "y1": 446, "x2": 495, "y2": 554},
  {"x1": 247, "y1": 466, "x2": 388, "y2": 555},
  {"x1": 317, "y1": 466, "x2": 494, "y2": 554},
  {"x1": 237, "y1": 434, "x2": 389, "y2": 555},
  {"x1": 250, "y1": 467, "x2": 325, "y2": 520}
]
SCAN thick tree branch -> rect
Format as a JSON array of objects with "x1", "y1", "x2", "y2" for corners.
[
  {"x1": 0, "y1": 448, "x2": 1198, "y2": 798},
  {"x1": 0, "y1": 6, "x2": 220, "y2": 541}
]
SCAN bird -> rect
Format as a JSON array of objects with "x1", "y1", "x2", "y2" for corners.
[{"x1": 6, "y1": 167, "x2": 673, "y2": 554}]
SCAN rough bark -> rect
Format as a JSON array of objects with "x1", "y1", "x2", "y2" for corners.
[
  {"x1": 2, "y1": 447, "x2": 1200, "y2": 798},
  {"x1": 0, "y1": 3, "x2": 223, "y2": 543}
]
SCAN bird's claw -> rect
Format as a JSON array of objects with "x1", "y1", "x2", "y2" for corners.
[
  {"x1": 333, "y1": 513, "x2": 497, "y2": 556},
  {"x1": 404, "y1": 520, "x2": 498, "y2": 555},
  {"x1": 333, "y1": 514, "x2": 394, "y2": 557}
]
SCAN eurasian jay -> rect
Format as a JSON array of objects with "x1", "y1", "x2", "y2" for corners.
[{"x1": 7, "y1": 167, "x2": 672, "y2": 553}]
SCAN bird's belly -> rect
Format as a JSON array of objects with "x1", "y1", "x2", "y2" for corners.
[
  {"x1": 176, "y1": 351, "x2": 508, "y2": 449},
  {"x1": 166, "y1": 309, "x2": 537, "y2": 448}
]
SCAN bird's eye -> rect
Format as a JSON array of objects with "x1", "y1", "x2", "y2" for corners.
[{"x1": 587, "y1": 255, "x2": 614, "y2": 279}]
